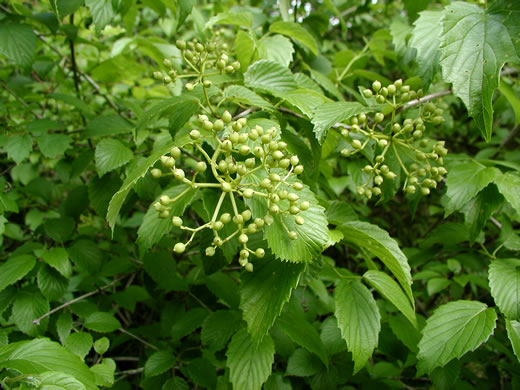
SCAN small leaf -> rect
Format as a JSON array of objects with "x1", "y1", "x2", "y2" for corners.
[
  {"x1": 85, "y1": 0, "x2": 114, "y2": 31},
  {"x1": 11, "y1": 290, "x2": 50, "y2": 336},
  {"x1": 489, "y1": 258, "x2": 520, "y2": 320},
  {"x1": 417, "y1": 300, "x2": 497, "y2": 374},
  {"x1": 84, "y1": 312, "x2": 121, "y2": 333},
  {"x1": 90, "y1": 357, "x2": 115, "y2": 387},
  {"x1": 258, "y1": 35, "x2": 294, "y2": 68},
  {"x1": 285, "y1": 348, "x2": 323, "y2": 377},
  {"x1": 36, "y1": 134, "x2": 71, "y2": 158},
  {"x1": 334, "y1": 280, "x2": 381, "y2": 374},
  {"x1": 240, "y1": 257, "x2": 304, "y2": 345},
  {"x1": 226, "y1": 329, "x2": 275, "y2": 390},
  {"x1": 37, "y1": 265, "x2": 68, "y2": 301},
  {"x1": 205, "y1": 11, "x2": 253, "y2": 29},
  {"x1": 495, "y1": 172, "x2": 520, "y2": 215},
  {"x1": 5, "y1": 134, "x2": 33, "y2": 164},
  {"x1": 244, "y1": 60, "x2": 297, "y2": 97},
  {"x1": 83, "y1": 115, "x2": 132, "y2": 138},
  {"x1": 93, "y1": 337, "x2": 110, "y2": 356},
  {"x1": 269, "y1": 21, "x2": 319, "y2": 55},
  {"x1": 223, "y1": 85, "x2": 274, "y2": 111},
  {"x1": 0, "y1": 23, "x2": 36, "y2": 67},
  {"x1": 0, "y1": 254, "x2": 36, "y2": 293},
  {"x1": 95, "y1": 139, "x2": 134, "y2": 177},
  {"x1": 41, "y1": 248, "x2": 72, "y2": 278},
  {"x1": 311, "y1": 102, "x2": 366, "y2": 143},
  {"x1": 463, "y1": 184, "x2": 503, "y2": 243},
  {"x1": 171, "y1": 308, "x2": 208, "y2": 341},
  {"x1": 144, "y1": 351, "x2": 176, "y2": 377},
  {"x1": 65, "y1": 332, "x2": 93, "y2": 360},
  {"x1": 506, "y1": 319, "x2": 520, "y2": 363},
  {"x1": 339, "y1": 221, "x2": 414, "y2": 305}
]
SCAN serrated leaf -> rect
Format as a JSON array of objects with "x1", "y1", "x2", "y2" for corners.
[
  {"x1": 39, "y1": 371, "x2": 86, "y2": 390},
  {"x1": 334, "y1": 280, "x2": 381, "y2": 374},
  {"x1": 68, "y1": 240, "x2": 102, "y2": 273},
  {"x1": 417, "y1": 300, "x2": 497, "y2": 374},
  {"x1": 439, "y1": 1, "x2": 520, "y2": 141},
  {"x1": 258, "y1": 35, "x2": 294, "y2": 68},
  {"x1": 37, "y1": 265, "x2": 68, "y2": 301},
  {"x1": 36, "y1": 134, "x2": 71, "y2": 158},
  {"x1": 11, "y1": 291, "x2": 50, "y2": 337},
  {"x1": 90, "y1": 358, "x2": 115, "y2": 387},
  {"x1": 95, "y1": 139, "x2": 133, "y2": 177},
  {"x1": 201, "y1": 310, "x2": 242, "y2": 351},
  {"x1": 235, "y1": 30, "x2": 256, "y2": 71},
  {"x1": 244, "y1": 60, "x2": 297, "y2": 97},
  {"x1": 205, "y1": 11, "x2": 253, "y2": 29},
  {"x1": 363, "y1": 270, "x2": 417, "y2": 328},
  {"x1": 41, "y1": 247, "x2": 72, "y2": 278},
  {"x1": 489, "y1": 258, "x2": 520, "y2": 320},
  {"x1": 223, "y1": 85, "x2": 274, "y2": 111},
  {"x1": 285, "y1": 348, "x2": 323, "y2": 377},
  {"x1": 0, "y1": 254, "x2": 36, "y2": 293},
  {"x1": 85, "y1": 0, "x2": 114, "y2": 31},
  {"x1": 56, "y1": 312, "x2": 73, "y2": 345},
  {"x1": 65, "y1": 332, "x2": 93, "y2": 360},
  {"x1": 506, "y1": 319, "x2": 520, "y2": 363},
  {"x1": 93, "y1": 338, "x2": 109, "y2": 356},
  {"x1": 83, "y1": 115, "x2": 132, "y2": 138},
  {"x1": 495, "y1": 172, "x2": 520, "y2": 215},
  {"x1": 283, "y1": 89, "x2": 331, "y2": 118},
  {"x1": 144, "y1": 351, "x2": 176, "y2": 377},
  {"x1": 339, "y1": 221, "x2": 414, "y2": 305},
  {"x1": 240, "y1": 257, "x2": 304, "y2": 346},
  {"x1": 226, "y1": 329, "x2": 274, "y2": 390},
  {"x1": 463, "y1": 184, "x2": 503, "y2": 243},
  {"x1": 409, "y1": 10, "x2": 442, "y2": 86},
  {"x1": 171, "y1": 308, "x2": 208, "y2": 341},
  {"x1": 5, "y1": 134, "x2": 33, "y2": 164},
  {"x1": 0, "y1": 23, "x2": 36, "y2": 67},
  {"x1": 311, "y1": 102, "x2": 366, "y2": 143},
  {"x1": 137, "y1": 184, "x2": 197, "y2": 254},
  {"x1": 84, "y1": 312, "x2": 121, "y2": 333},
  {"x1": 269, "y1": 21, "x2": 318, "y2": 55},
  {"x1": 445, "y1": 160, "x2": 501, "y2": 216},
  {"x1": 0, "y1": 339, "x2": 96, "y2": 389}
]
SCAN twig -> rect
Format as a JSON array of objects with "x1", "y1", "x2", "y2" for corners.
[
  {"x1": 33, "y1": 276, "x2": 126, "y2": 325},
  {"x1": 278, "y1": 106, "x2": 305, "y2": 119},
  {"x1": 115, "y1": 368, "x2": 144, "y2": 376},
  {"x1": 401, "y1": 90, "x2": 452, "y2": 111},
  {"x1": 490, "y1": 217, "x2": 502, "y2": 230},
  {"x1": 68, "y1": 15, "x2": 86, "y2": 125},
  {"x1": 233, "y1": 107, "x2": 256, "y2": 119},
  {"x1": 118, "y1": 328, "x2": 159, "y2": 351},
  {"x1": 188, "y1": 292, "x2": 213, "y2": 313},
  {"x1": 0, "y1": 80, "x2": 42, "y2": 119}
]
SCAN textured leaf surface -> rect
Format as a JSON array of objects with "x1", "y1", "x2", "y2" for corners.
[
  {"x1": 85, "y1": 0, "x2": 114, "y2": 31},
  {"x1": 0, "y1": 254, "x2": 36, "y2": 293},
  {"x1": 12, "y1": 291, "x2": 50, "y2": 336},
  {"x1": 144, "y1": 351, "x2": 176, "y2": 377},
  {"x1": 363, "y1": 270, "x2": 417, "y2": 328},
  {"x1": 489, "y1": 258, "x2": 520, "y2": 320},
  {"x1": 226, "y1": 329, "x2": 274, "y2": 390},
  {"x1": 201, "y1": 310, "x2": 242, "y2": 351},
  {"x1": 339, "y1": 221, "x2": 414, "y2": 304},
  {"x1": 312, "y1": 102, "x2": 366, "y2": 143},
  {"x1": 5, "y1": 134, "x2": 32, "y2": 164},
  {"x1": 39, "y1": 371, "x2": 86, "y2": 390},
  {"x1": 439, "y1": 1, "x2": 520, "y2": 141},
  {"x1": 0, "y1": 339, "x2": 96, "y2": 389},
  {"x1": 259, "y1": 35, "x2": 294, "y2": 68},
  {"x1": 36, "y1": 134, "x2": 71, "y2": 158},
  {"x1": 495, "y1": 172, "x2": 520, "y2": 215},
  {"x1": 506, "y1": 319, "x2": 520, "y2": 363},
  {"x1": 240, "y1": 257, "x2": 304, "y2": 345},
  {"x1": 84, "y1": 312, "x2": 121, "y2": 333},
  {"x1": 417, "y1": 300, "x2": 497, "y2": 373},
  {"x1": 95, "y1": 139, "x2": 133, "y2": 177},
  {"x1": 244, "y1": 60, "x2": 297, "y2": 97},
  {"x1": 65, "y1": 332, "x2": 93, "y2": 360},
  {"x1": 334, "y1": 280, "x2": 381, "y2": 374},
  {"x1": 0, "y1": 23, "x2": 36, "y2": 67},
  {"x1": 206, "y1": 11, "x2": 253, "y2": 29},
  {"x1": 41, "y1": 248, "x2": 72, "y2": 279},
  {"x1": 223, "y1": 86, "x2": 274, "y2": 111},
  {"x1": 283, "y1": 89, "x2": 331, "y2": 118},
  {"x1": 269, "y1": 21, "x2": 318, "y2": 55}
]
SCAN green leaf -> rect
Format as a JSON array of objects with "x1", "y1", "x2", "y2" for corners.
[
  {"x1": 65, "y1": 332, "x2": 93, "y2": 360},
  {"x1": 171, "y1": 308, "x2": 208, "y2": 341},
  {"x1": 39, "y1": 371, "x2": 87, "y2": 390},
  {"x1": 90, "y1": 358, "x2": 115, "y2": 387},
  {"x1": 85, "y1": 0, "x2": 114, "y2": 31},
  {"x1": 339, "y1": 221, "x2": 414, "y2": 305},
  {"x1": 311, "y1": 102, "x2": 366, "y2": 143},
  {"x1": 258, "y1": 35, "x2": 294, "y2": 68},
  {"x1": 334, "y1": 280, "x2": 381, "y2": 374},
  {"x1": 93, "y1": 338, "x2": 109, "y2": 355},
  {"x1": 285, "y1": 348, "x2": 323, "y2": 377},
  {"x1": 137, "y1": 184, "x2": 197, "y2": 254},
  {"x1": 56, "y1": 312, "x2": 73, "y2": 345},
  {"x1": 226, "y1": 329, "x2": 275, "y2": 390},
  {"x1": 463, "y1": 184, "x2": 503, "y2": 243},
  {"x1": 495, "y1": 172, "x2": 520, "y2": 215},
  {"x1": 240, "y1": 257, "x2": 304, "y2": 345},
  {"x1": 84, "y1": 312, "x2": 121, "y2": 333},
  {"x1": 95, "y1": 139, "x2": 134, "y2": 177},
  {"x1": 143, "y1": 251, "x2": 187, "y2": 292},
  {"x1": 205, "y1": 11, "x2": 253, "y2": 29},
  {"x1": 11, "y1": 291, "x2": 50, "y2": 336},
  {"x1": 439, "y1": 1, "x2": 520, "y2": 141},
  {"x1": 41, "y1": 248, "x2": 72, "y2": 278},
  {"x1": 0, "y1": 23, "x2": 36, "y2": 67},
  {"x1": 36, "y1": 134, "x2": 72, "y2": 158},
  {"x1": 0, "y1": 254, "x2": 36, "y2": 293},
  {"x1": 409, "y1": 10, "x2": 442, "y2": 86},
  {"x1": 363, "y1": 270, "x2": 417, "y2": 328},
  {"x1": 5, "y1": 134, "x2": 33, "y2": 164},
  {"x1": 417, "y1": 300, "x2": 497, "y2": 374},
  {"x1": 68, "y1": 240, "x2": 102, "y2": 273},
  {"x1": 53, "y1": 0, "x2": 84, "y2": 19},
  {"x1": 499, "y1": 80, "x2": 520, "y2": 126},
  {"x1": 506, "y1": 319, "x2": 520, "y2": 363},
  {"x1": 144, "y1": 351, "x2": 176, "y2": 377},
  {"x1": 37, "y1": 265, "x2": 68, "y2": 301},
  {"x1": 83, "y1": 115, "x2": 133, "y2": 138},
  {"x1": 234, "y1": 30, "x2": 256, "y2": 71},
  {"x1": 178, "y1": 0, "x2": 194, "y2": 26},
  {"x1": 244, "y1": 60, "x2": 297, "y2": 97},
  {"x1": 445, "y1": 160, "x2": 501, "y2": 216},
  {"x1": 489, "y1": 258, "x2": 520, "y2": 320},
  {"x1": 223, "y1": 85, "x2": 275, "y2": 111},
  {"x1": 0, "y1": 339, "x2": 96, "y2": 389},
  {"x1": 201, "y1": 310, "x2": 242, "y2": 351},
  {"x1": 269, "y1": 21, "x2": 318, "y2": 55},
  {"x1": 283, "y1": 89, "x2": 331, "y2": 118}
]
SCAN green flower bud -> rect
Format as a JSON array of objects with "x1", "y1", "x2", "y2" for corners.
[
  {"x1": 176, "y1": 40, "x2": 186, "y2": 50},
  {"x1": 394, "y1": 79, "x2": 403, "y2": 89},
  {"x1": 214, "y1": 119, "x2": 224, "y2": 131},
  {"x1": 299, "y1": 201, "x2": 310, "y2": 211},
  {"x1": 372, "y1": 80, "x2": 382, "y2": 92},
  {"x1": 160, "y1": 195, "x2": 170, "y2": 205},
  {"x1": 172, "y1": 216, "x2": 183, "y2": 227},
  {"x1": 195, "y1": 161, "x2": 207, "y2": 172},
  {"x1": 214, "y1": 237, "x2": 223, "y2": 247},
  {"x1": 160, "y1": 210, "x2": 169, "y2": 218},
  {"x1": 247, "y1": 223, "x2": 257, "y2": 234},
  {"x1": 220, "y1": 213, "x2": 232, "y2": 224},
  {"x1": 151, "y1": 168, "x2": 162, "y2": 178},
  {"x1": 352, "y1": 140, "x2": 362, "y2": 149},
  {"x1": 239, "y1": 145, "x2": 251, "y2": 155},
  {"x1": 387, "y1": 84, "x2": 396, "y2": 95},
  {"x1": 221, "y1": 182, "x2": 232, "y2": 192},
  {"x1": 222, "y1": 140, "x2": 233, "y2": 152},
  {"x1": 238, "y1": 164, "x2": 248, "y2": 176},
  {"x1": 270, "y1": 204, "x2": 280, "y2": 214},
  {"x1": 195, "y1": 42, "x2": 204, "y2": 52},
  {"x1": 233, "y1": 215, "x2": 244, "y2": 225},
  {"x1": 231, "y1": 61, "x2": 241, "y2": 71},
  {"x1": 295, "y1": 216, "x2": 304, "y2": 225},
  {"x1": 288, "y1": 231, "x2": 298, "y2": 240},
  {"x1": 253, "y1": 146, "x2": 264, "y2": 158},
  {"x1": 174, "y1": 168, "x2": 185, "y2": 180},
  {"x1": 363, "y1": 89, "x2": 373, "y2": 99},
  {"x1": 279, "y1": 159, "x2": 290, "y2": 169},
  {"x1": 272, "y1": 150, "x2": 284, "y2": 160},
  {"x1": 290, "y1": 156, "x2": 299, "y2": 166},
  {"x1": 240, "y1": 249, "x2": 249, "y2": 259},
  {"x1": 238, "y1": 133, "x2": 249, "y2": 143},
  {"x1": 245, "y1": 263, "x2": 254, "y2": 272},
  {"x1": 264, "y1": 215, "x2": 274, "y2": 225},
  {"x1": 255, "y1": 248, "x2": 265, "y2": 258},
  {"x1": 242, "y1": 210, "x2": 252, "y2": 221},
  {"x1": 205, "y1": 247, "x2": 216, "y2": 256},
  {"x1": 239, "y1": 257, "x2": 248, "y2": 267},
  {"x1": 174, "y1": 242, "x2": 185, "y2": 253},
  {"x1": 287, "y1": 193, "x2": 299, "y2": 202},
  {"x1": 185, "y1": 82, "x2": 194, "y2": 91},
  {"x1": 245, "y1": 158, "x2": 256, "y2": 168},
  {"x1": 222, "y1": 111, "x2": 232, "y2": 123},
  {"x1": 374, "y1": 175, "x2": 384, "y2": 185},
  {"x1": 289, "y1": 205, "x2": 300, "y2": 215},
  {"x1": 170, "y1": 147, "x2": 181, "y2": 159},
  {"x1": 213, "y1": 221, "x2": 224, "y2": 231},
  {"x1": 161, "y1": 156, "x2": 175, "y2": 168},
  {"x1": 189, "y1": 129, "x2": 201, "y2": 140},
  {"x1": 374, "y1": 112, "x2": 385, "y2": 123},
  {"x1": 294, "y1": 165, "x2": 304, "y2": 175},
  {"x1": 255, "y1": 218, "x2": 265, "y2": 228},
  {"x1": 260, "y1": 178, "x2": 272, "y2": 189},
  {"x1": 243, "y1": 188, "x2": 254, "y2": 198},
  {"x1": 376, "y1": 95, "x2": 386, "y2": 104}
]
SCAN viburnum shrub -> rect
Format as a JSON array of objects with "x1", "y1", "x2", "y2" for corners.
[{"x1": 0, "y1": 1, "x2": 519, "y2": 389}]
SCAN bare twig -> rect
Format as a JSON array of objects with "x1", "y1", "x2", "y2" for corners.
[
  {"x1": 401, "y1": 90, "x2": 452, "y2": 111},
  {"x1": 33, "y1": 275, "x2": 127, "y2": 325},
  {"x1": 278, "y1": 106, "x2": 305, "y2": 119},
  {"x1": 0, "y1": 80, "x2": 42, "y2": 119},
  {"x1": 233, "y1": 107, "x2": 256, "y2": 120},
  {"x1": 115, "y1": 368, "x2": 144, "y2": 376},
  {"x1": 188, "y1": 292, "x2": 213, "y2": 313},
  {"x1": 118, "y1": 328, "x2": 159, "y2": 351}
]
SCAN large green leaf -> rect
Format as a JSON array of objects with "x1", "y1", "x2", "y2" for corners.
[
  {"x1": 95, "y1": 139, "x2": 133, "y2": 177},
  {"x1": 244, "y1": 60, "x2": 297, "y2": 97},
  {"x1": 240, "y1": 257, "x2": 304, "y2": 346},
  {"x1": 258, "y1": 35, "x2": 294, "y2": 68},
  {"x1": 201, "y1": 310, "x2": 242, "y2": 351},
  {"x1": 65, "y1": 332, "x2": 93, "y2": 360},
  {"x1": 85, "y1": 0, "x2": 114, "y2": 31},
  {"x1": 36, "y1": 134, "x2": 71, "y2": 158},
  {"x1": 495, "y1": 172, "x2": 520, "y2": 215},
  {"x1": 0, "y1": 339, "x2": 97, "y2": 390},
  {"x1": 11, "y1": 291, "x2": 50, "y2": 336},
  {"x1": 334, "y1": 280, "x2": 381, "y2": 374},
  {"x1": 409, "y1": 10, "x2": 442, "y2": 86},
  {"x1": 136, "y1": 184, "x2": 197, "y2": 254},
  {"x1": 226, "y1": 329, "x2": 274, "y2": 390},
  {"x1": 363, "y1": 270, "x2": 417, "y2": 328},
  {"x1": 5, "y1": 134, "x2": 33, "y2": 164},
  {"x1": 144, "y1": 351, "x2": 176, "y2": 377},
  {"x1": 506, "y1": 319, "x2": 520, "y2": 363},
  {"x1": 0, "y1": 23, "x2": 36, "y2": 67},
  {"x1": 37, "y1": 265, "x2": 68, "y2": 302},
  {"x1": 283, "y1": 89, "x2": 331, "y2": 118},
  {"x1": 339, "y1": 221, "x2": 414, "y2": 304},
  {"x1": 269, "y1": 21, "x2": 318, "y2": 55},
  {"x1": 83, "y1": 115, "x2": 133, "y2": 138},
  {"x1": 205, "y1": 11, "x2": 253, "y2": 29},
  {"x1": 223, "y1": 85, "x2": 274, "y2": 112},
  {"x1": 84, "y1": 312, "x2": 121, "y2": 333},
  {"x1": 489, "y1": 258, "x2": 520, "y2": 320},
  {"x1": 439, "y1": 1, "x2": 520, "y2": 141},
  {"x1": 39, "y1": 371, "x2": 87, "y2": 390},
  {"x1": 0, "y1": 254, "x2": 36, "y2": 293},
  {"x1": 311, "y1": 102, "x2": 366, "y2": 143},
  {"x1": 445, "y1": 160, "x2": 501, "y2": 216},
  {"x1": 417, "y1": 300, "x2": 497, "y2": 374},
  {"x1": 41, "y1": 248, "x2": 72, "y2": 279}
]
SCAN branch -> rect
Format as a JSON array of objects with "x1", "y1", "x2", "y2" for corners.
[
  {"x1": 400, "y1": 90, "x2": 452, "y2": 111},
  {"x1": 0, "y1": 80, "x2": 42, "y2": 119},
  {"x1": 118, "y1": 328, "x2": 159, "y2": 351},
  {"x1": 32, "y1": 275, "x2": 126, "y2": 325}
]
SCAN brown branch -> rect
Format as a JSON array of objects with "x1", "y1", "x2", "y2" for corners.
[
  {"x1": 401, "y1": 90, "x2": 452, "y2": 111},
  {"x1": 118, "y1": 328, "x2": 159, "y2": 351}
]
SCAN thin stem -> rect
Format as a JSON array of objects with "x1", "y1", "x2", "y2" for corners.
[
  {"x1": 337, "y1": 43, "x2": 369, "y2": 83},
  {"x1": 211, "y1": 192, "x2": 227, "y2": 222},
  {"x1": 392, "y1": 142, "x2": 409, "y2": 176},
  {"x1": 400, "y1": 90, "x2": 452, "y2": 111},
  {"x1": 0, "y1": 80, "x2": 42, "y2": 119},
  {"x1": 118, "y1": 328, "x2": 159, "y2": 351}
]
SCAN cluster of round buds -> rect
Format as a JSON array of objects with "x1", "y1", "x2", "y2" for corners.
[
  {"x1": 339, "y1": 79, "x2": 448, "y2": 198},
  {"x1": 149, "y1": 112, "x2": 307, "y2": 271}
]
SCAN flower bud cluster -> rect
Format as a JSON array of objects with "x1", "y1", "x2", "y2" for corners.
[
  {"x1": 340, "y1": 79, "x2": 448, "y2": 198},
  {"x1": 150, "y1": 113, "x2": 307, "y2": 272}
]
